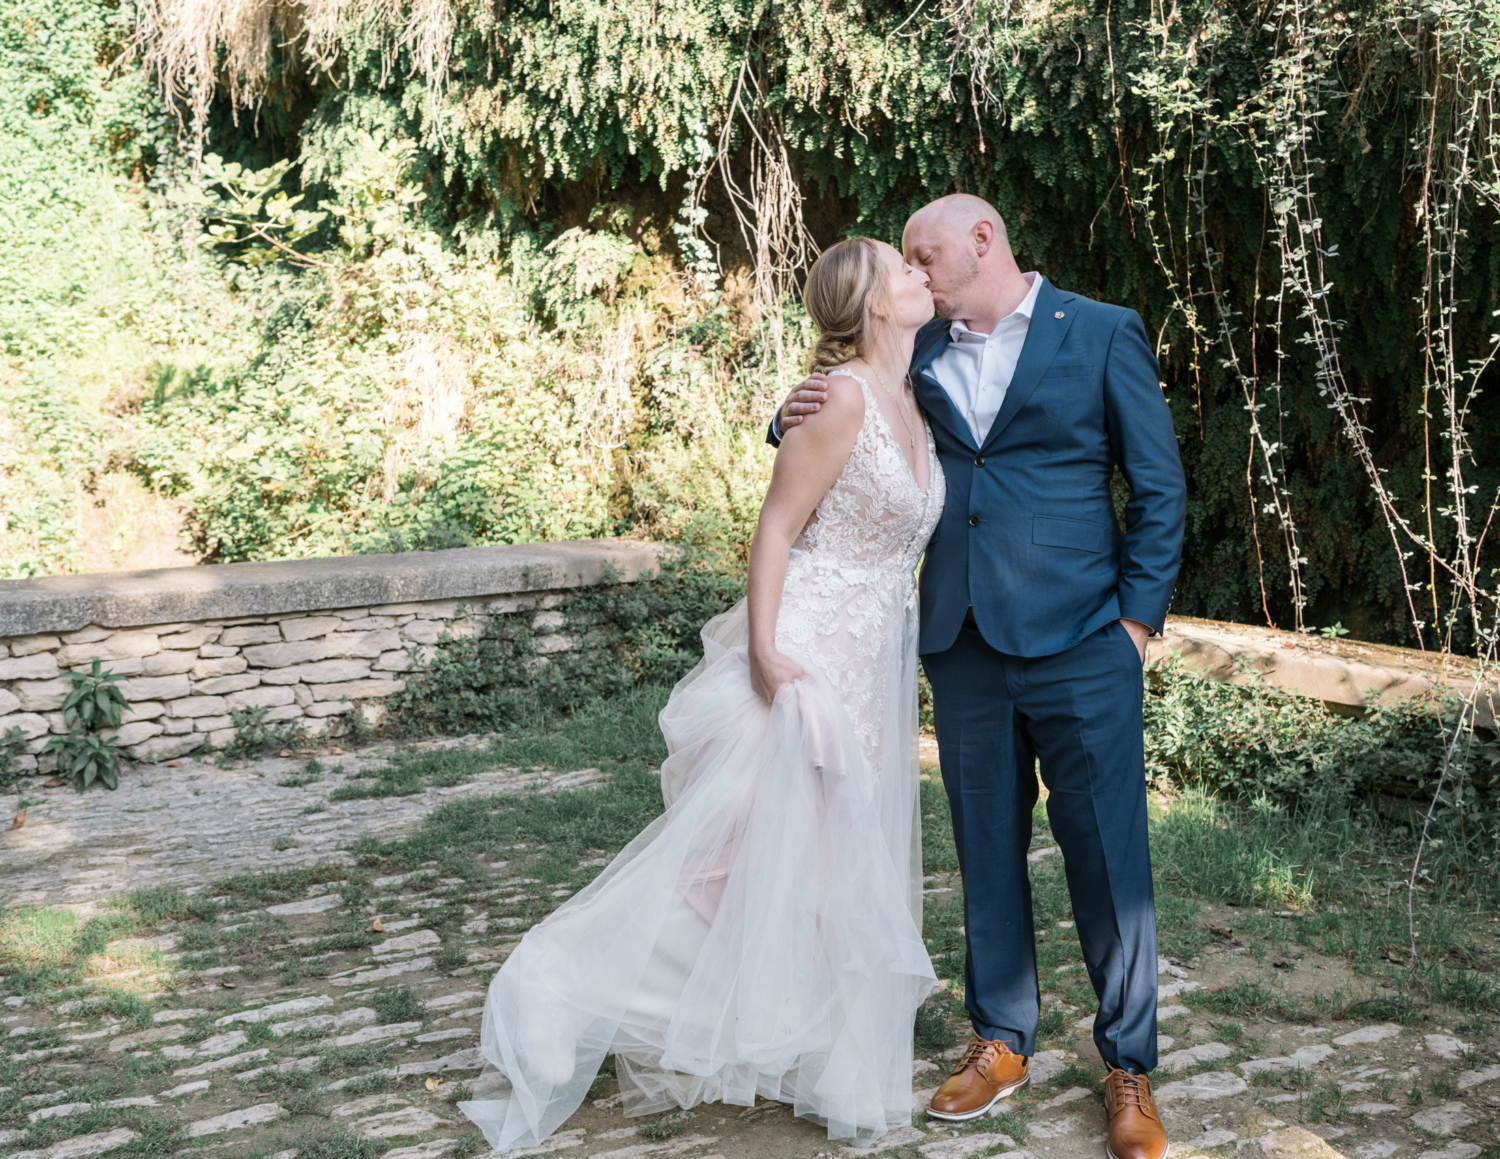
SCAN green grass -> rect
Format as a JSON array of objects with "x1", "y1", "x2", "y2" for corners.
[
  {"x1": 371, "y1": 984, "x2": 425, "y2": 1024},
  {"x1": 279, "y1": 1127, "x2": 382, "y2": 1159},
  {"x1": 280, "y1": 758, "x2": 325, "y2": 788}
]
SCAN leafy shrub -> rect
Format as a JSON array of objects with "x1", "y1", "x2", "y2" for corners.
[
  {"x1": 222, "y1": 706, "x2": 307, "y2": 761},
  {"x1": 1144, "y1": 652, "x2": 1494, "y2": 808},
  {"x1": 44, "y1": 661, "x2": 130, "y2": 789},
  {"x1": 384, "y1": 529, "x2": 744, "y2": 736}
]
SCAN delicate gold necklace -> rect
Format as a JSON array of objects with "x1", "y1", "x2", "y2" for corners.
[{"x1": 869, "y1": 365, "x2": 919, "y2": 452}]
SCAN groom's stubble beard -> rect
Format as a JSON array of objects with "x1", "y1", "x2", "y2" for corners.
[{"x1": 929, "y1": 248, "x2": 982, "y2": 321}]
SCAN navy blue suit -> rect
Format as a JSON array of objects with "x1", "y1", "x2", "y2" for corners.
[{"x1": 771, "y1": 278, "x2": 1185, "y2": 1073}]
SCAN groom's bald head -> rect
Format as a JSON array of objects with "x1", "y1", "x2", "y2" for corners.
[
  {"x1": 906, "y1": 194, "x2": 1010, "y2": 249},
  {"x1": 902, "y1": 194, "x2": 1020, "y2": 324}
]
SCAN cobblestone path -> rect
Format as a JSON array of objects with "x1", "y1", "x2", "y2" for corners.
[{"x1": 1, "y1": 745, "x2": 1496, "y2": 1159}]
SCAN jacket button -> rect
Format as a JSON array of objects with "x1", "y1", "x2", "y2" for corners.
[
  {"x1": 968, "y1": 515, "x2": 980, "y2": 527},
  {"x1": 974, "y1": 457, "x2": 985, "y2": 467}
]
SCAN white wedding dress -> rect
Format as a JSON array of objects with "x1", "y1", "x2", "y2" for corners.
[{"x1": 461, "y1": 370, "x2": 946, "y2": 1150}]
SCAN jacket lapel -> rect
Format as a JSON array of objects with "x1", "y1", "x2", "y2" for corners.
[
  {"x1": 909, "y1": 325, "x2": 978, "y2": 454},
  {"x1": 979, "y1": 279, "x2": 1076, "y2": 454}
]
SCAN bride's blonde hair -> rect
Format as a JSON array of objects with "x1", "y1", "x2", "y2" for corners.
[{"x1": 803, "y1": 238, "x2": 889, "y2": 372}]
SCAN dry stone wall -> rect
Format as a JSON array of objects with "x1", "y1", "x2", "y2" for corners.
[{"x1": 0, "y1": 539, "x2": 662, "y2": 769}]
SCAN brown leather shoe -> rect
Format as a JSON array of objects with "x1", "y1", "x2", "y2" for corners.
[
  {"x1": 926, "y1": 1036, "x2": 1029, "y2": 1121},
  {"x1": 1104, "y1": 1065, "x2": 1167, "y2": 1159}
]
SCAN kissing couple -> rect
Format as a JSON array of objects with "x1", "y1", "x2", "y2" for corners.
[{"x1": 461, "y1": 194, "x2": 1187, "y2": 1159}]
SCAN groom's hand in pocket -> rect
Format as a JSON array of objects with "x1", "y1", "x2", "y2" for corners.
[
  {"x1": 777, "y1": 373, "x2": 830, "y2": 430},
  {"x1": 1121, "y1": 618, "x2": 1151, "y2": 663}
]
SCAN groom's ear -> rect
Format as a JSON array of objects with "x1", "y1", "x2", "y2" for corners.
[{"x1": 972, "y1": 220, "x2": 995, "y2": 256}]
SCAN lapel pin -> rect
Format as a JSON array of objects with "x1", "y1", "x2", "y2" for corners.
[{"x1": 1054, "y1": 311, "x2": 1065, "y2": 319}]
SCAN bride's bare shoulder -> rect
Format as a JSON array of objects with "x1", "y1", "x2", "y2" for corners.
[
  {"x1": 784, "y1": 367, "x2": 865, "y2": 447},
  {"x1": 809, "y1": 367, "x2": 867, "y2": 421}
]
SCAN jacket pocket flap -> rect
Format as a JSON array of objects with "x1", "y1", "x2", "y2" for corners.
[{"x1": 1032, "y1": 516, "x2": 1107, "y2": 553}]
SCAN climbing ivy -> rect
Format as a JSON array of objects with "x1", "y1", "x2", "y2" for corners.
[{"x1": 135, "y1": 0, "x2": 1495, "y2": 645}]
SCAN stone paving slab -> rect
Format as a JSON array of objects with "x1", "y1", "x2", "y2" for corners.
[
  {"x1": 1, "y1": 741, "x2": 1496, "y2": 1159},
  {"x1": 1, "y1": 739, "x2": 605, "y2": 910}
]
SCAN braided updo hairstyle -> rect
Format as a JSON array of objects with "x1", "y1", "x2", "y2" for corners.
[{"x1": 803, "y1": 237, "x2": 890, "y2": 372}]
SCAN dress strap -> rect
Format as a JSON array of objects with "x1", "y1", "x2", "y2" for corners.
[{"x1": 826, "y1": 367, "x2": 872, "y2": 393}]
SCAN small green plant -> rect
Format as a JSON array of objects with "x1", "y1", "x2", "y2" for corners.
[
  {"x1": 1307, "y1": 1080, "x2": 1347, "y2": 1121},
  {"x1": 1430, "y1": 1074, "x2": 1457, "y2": 1098},
  {"x1": 271, "y1": 836, "x2": 299, "y2": 851},
  {"x1": 44, "y1": 661, "x2": 129, "y2": 789},
  {"x1": 371, "y1": 984, "x2": 424, "y2": 1024},
  {"x1": 223, "y1": 706, "x2": 307, "y2": 761},
  {"x1": 0, "y1": 726, "x2": 30, "y2": 791},
  {"x1": 1036, "y1": 1004, "x2": 1068, "y2": 1040},
  {"x1": 279, "y1": 759, "x2": 324, "y2": 788},
  {"x1": 913, "y1": 990, "x2": 960, "y2": 1053},
  {"x1": 1407, "y1": 1084, "x2": 1424, "y2": 1105},
  {"x1": 1213, "y1": 1021, "x2": 1244, "y2": 1043},
  {"x1": 1284, "y1": 1067, "x2": 1316, "y2": 1090},
  {"x1": 1319, "y1": 622, "x2": 1351, "y2": 639},
  {"x1": 451, "y1": 1130, "x2": 488, "y2": 1158},
  {"x1": 637, "y1": 1111, "x2": 692, "y2": 1140},
  {"x1": 1050, "y1": 1062, "x2": 1103, "y2": 1093},
  {"x1": 438, "y1": 941, "x2": 467, "y2": 969}
]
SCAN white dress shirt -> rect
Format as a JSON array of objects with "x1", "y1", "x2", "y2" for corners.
[{"x1": 931, "y1": 271, "x2": 1043, "y2": 445}]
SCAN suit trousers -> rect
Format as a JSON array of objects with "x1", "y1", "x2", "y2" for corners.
[{"x1": 922, "y1": 616, "x2": 1158, "y2": 1073}]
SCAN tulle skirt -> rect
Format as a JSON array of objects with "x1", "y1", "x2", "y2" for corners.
[{"x1": 460, "y1": 599, "x2": 937, "y2": 1150}]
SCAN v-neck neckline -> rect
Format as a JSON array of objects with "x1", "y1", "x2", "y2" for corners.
[{"x1": 828, "y1": 368, "x2": 933, "y2": 495}]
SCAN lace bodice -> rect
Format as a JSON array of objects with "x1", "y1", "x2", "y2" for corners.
[
  {"x1": 775, "y1": 370, "x2": 946, "y2": 757},
  {"x1": 798, "y1": 371, "x2": 943, "y2": 571}
]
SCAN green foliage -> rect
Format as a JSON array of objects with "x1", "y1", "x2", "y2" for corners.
[
  {"x1": 385, "y1": 535, "x2": 744, "y2": 736},
  {"x1": 122, "y1": 885, "x2": 190, "y2": 925},
  {"x1": 129, "y1": 0, "x2": 1496, "y2": 645},
  {"x1": 43, "y1": 661, "x2": 129, "y2": 790},
  {"x1": 223, "y1": 705, "x2": 308, "y2": 761},
  {"x1": 58, "y1": 660, "x2": 128, "y2": 733},
  {"x1": 0, "y1": 726, "x2": 29, "y2": 792},
  {"x1": 1143, "y1": 652, "x2": 1494, "y2": 810},
  {"x1": 278, "y1": 759, "x2": 324, "y2": 788},
  {"x1": 5, "y1": 0, "x2": 1499, "y2": 670},
  {"x1": 637, "y1": 1111, "x2": 693, "y2": 1141},
  {"x1": 167, "y1": 154, "x2": 329, "y2": 268}
]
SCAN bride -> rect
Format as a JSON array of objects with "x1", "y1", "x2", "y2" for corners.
[{"x1": 461, "y1": 236, "x2": 946, "y2": 1150}]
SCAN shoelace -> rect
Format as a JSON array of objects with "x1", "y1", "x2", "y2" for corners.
[
  {"x1": 952, "y1": 1037, "x2": 1007, "y2": 1075},
  {"x1": 1107, "y1": 1069, "x2": 1156, "y2": 1117}
]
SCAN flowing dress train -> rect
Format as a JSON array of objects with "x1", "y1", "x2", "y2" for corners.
[{"x1": 460, "y1": 370, "x2": 947, "y2": 1149}]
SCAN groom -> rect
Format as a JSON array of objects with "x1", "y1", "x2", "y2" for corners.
[{"x1": 770, "y1": 195, "x2": 1185, "y2": 1159}]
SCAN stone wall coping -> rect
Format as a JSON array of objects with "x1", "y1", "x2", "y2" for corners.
[
  {"x1": 0, "y1": 539, "x2": 665, "y2": 637},
  {"x1": 1153, "y1": 614, "x2": 1499, "y2": 726}
]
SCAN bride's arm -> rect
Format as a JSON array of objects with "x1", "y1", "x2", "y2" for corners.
[{"x1": 747, "y1": 376, "x2": 865, "y2": 703}]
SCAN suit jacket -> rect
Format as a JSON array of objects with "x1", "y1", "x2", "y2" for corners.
[{"x1": 772, "y1": 279, "x2": 1187, "y2": 658}]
